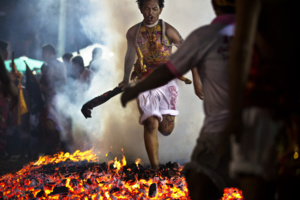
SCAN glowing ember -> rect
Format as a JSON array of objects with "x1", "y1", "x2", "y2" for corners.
[
  {"x1": 0, "y1": 149, "x2": 243, "y2": 199},
  {"x1": 221, "y1": 188, "x2": 243, "y2": 200}
]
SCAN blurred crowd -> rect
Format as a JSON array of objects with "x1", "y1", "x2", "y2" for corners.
[{"x1": 0, "y1": 40, "x2": 104, "y2": 160}]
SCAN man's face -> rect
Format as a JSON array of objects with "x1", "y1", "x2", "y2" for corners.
[{"x1": 140, "y1": 0, "x2": 162, "y2": 25}]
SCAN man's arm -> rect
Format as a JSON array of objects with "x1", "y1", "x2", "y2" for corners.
[
  {"x1": 165, "y1": 23, "x2": 184, "y2": 48},
  {"x1": 121, "y1": 64, "x2": 174, "y2": 107},
  {"x1": 165, "y1": 23, "x2": 193, "y2": 84},
  {"x1": 191, "y1": 67, "x2": 203, "y2": 100},
  {"x1": 119, "y1": 26, "x2": 137, "y2": 90}
]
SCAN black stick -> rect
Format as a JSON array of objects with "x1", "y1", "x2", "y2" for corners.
[{"x1": 81, "y1": 87, "x2": 123, "y2": 118}]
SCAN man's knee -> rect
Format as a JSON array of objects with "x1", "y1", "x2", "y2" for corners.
[
  {"x1": 159, "y1": 115, "x2": 175, "y2": 136},
  {"x1": 158, "y1": 126, "x2": 173, "y2": 136},
  {"x1": 144, "y1": 116, "x2": 159, "y2": 133}
]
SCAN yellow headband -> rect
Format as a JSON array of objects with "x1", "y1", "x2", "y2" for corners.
[{"x1": 215, "y1": 0, "x2": 235, "y2": 7}]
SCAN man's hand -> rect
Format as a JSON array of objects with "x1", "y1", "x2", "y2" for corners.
[
  {"x1": 121, "y1": 86, "x2": 139, "y2": 107},
  {"x1": 119, "y1": 80, "x2": 132, "y2": 107},
  {"x1": 118, "y1": 81, "x2": 128, "y2": 91}
]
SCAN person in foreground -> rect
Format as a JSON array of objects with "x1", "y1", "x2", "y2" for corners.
[
  {"x1": 118, "y1": 0, "x2": 191, "y2": 171},
  {"x1": 121, "y1": 0, "x2": 237, "y2": 199}
]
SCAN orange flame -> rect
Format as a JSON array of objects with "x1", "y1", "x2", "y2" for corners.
[
  {"x1": 34, "y1": 149, "x2": 98, "y2": 166},
  {"x1": 135, "y1": 158, "x2": 141, "y2": 167}
]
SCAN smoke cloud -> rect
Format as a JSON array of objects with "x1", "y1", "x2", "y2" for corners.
[{"x1": 43, "y1": 0, "x2": 215, "y2": 166}]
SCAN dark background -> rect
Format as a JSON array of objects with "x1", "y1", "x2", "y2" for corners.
[
  {"x1": 0, "y1": 0, "x2": 97, "y2": 175},
  {"x1": 0, "y1": 0, "x2": 93, "y2": 60}
]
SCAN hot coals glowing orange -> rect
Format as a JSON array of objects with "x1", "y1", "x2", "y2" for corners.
[{"x1": 0, "y1": 149, "x2": 243, "y2": 199}]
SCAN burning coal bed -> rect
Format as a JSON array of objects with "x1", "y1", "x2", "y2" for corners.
[{"x1": 0, "y1": 149, "x2": 243, "y2": 200}]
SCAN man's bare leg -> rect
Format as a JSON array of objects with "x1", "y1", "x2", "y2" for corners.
[{"x1": 144, "y1": 116, "x2": 160, "y2": 170}]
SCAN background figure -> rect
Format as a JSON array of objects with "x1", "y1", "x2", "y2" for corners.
[
  {"x1": 62, "y1": 52, "x2": 76, "y2": 82},
  {"x1": 62, "y1": 52, "x2": 77, "y2": 104},
  {"x1": 70, "y1": 55, "x2": 93, "y2": 151},
  {"x1": 6, "y1": 48, "x2": 31, "y2": 158},
  {"x1": 118, "y1": 0, "x2": 190, "y2": 171},
  {"x1": 71, "y1": 55, "x2": 93, "y2": 91},
  {"x1": 121, "y1": 1, "x2": 237, "y2": 199},
  {"x1": 0, "y1": 41, "x2": 9, "y2": 61},
  {"x1": 39, "y1": 44, "x2": 67, "y2": 155},
  {"x1": 225, "y1": 0, "x2": 300, "y2": 199},
  {"x1": 6, "y1": 85, "x2": 31, "y2": 159},
  {"x1": 61, "y1": 52, "x2": 76, "y2": 153},
  {"x1": 0, "y1": 40, "x2": 18, "y2": 159},
  {"x1": 0, "y1": 41, "x2": 18, "y2": 105},
  {"x1": 88, "y1": 47, "x2": 103, "y2": 74}
]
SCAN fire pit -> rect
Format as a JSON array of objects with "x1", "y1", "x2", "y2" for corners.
[{"x1": 0, "y1": 149, "x2": 243, "y2": 199}]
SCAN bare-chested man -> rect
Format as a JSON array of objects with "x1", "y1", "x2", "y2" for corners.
[{"x1": 118, "y1": 0, "x2": 187, "y2": 171}]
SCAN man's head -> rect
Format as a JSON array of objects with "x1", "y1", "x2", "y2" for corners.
[
  {"x1": 0, "y1": 40, "x2": 8, "y2": 60},
  {"x1": 92, "y1": 47, "x2": 103, "y2": 60},
  {"x1": 212, "y1": 0, "x2": 235, "y2": 15},
  {"x1": 137, "y1": 0, "x2": 164, "y2": 25},
  {"x1": 42, "y1": 44, "x2": 56, "y2": 62},
  {"x1": 71, "y1": 55, "x2": 84, "y2": 76},
  {"x1": 62, "y1": 52, "x2": 73, "y2": 64}
]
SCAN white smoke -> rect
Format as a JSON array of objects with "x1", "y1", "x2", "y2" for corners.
[{"x1": 54, "y1": 0, "x2": 215, "y2": 166}]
